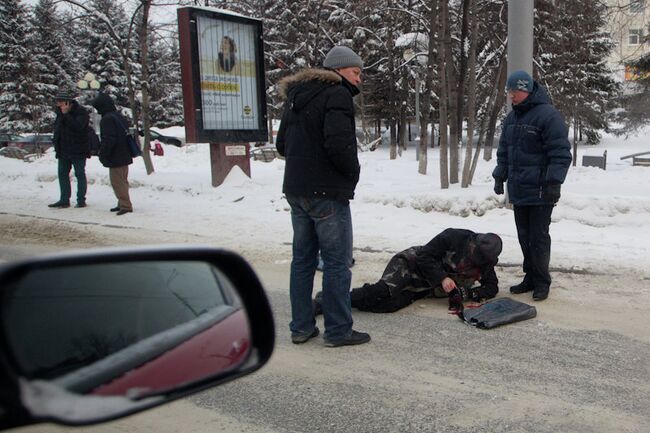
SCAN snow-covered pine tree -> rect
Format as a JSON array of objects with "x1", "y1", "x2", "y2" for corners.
[
  {"x1": 148, "y1": 35, "x2": 183, "y2": 127},
  {"x1": 28, "y1": 0, "x2": 78, "y2": 133},
  {"x1": 77, "y1": 0, "x2": 132, "y2": 110},
  {"x1": 0, "y1": 0, "x2": 34, "y2": 133},
  {"x1": 536, "y1": 0, "x2": 618, "y2": 145}
]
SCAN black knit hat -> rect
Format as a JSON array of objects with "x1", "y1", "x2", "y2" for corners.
[
  {"x1": 472, "y1": 233, "x2": 503, "y2": 266},
  {"x1": 55, "y1": 89, "x2": 77, "y2": 101}
]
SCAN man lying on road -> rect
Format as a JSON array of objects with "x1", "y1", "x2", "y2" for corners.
[{"x1": 314, "y1": 228, "x2": 502, "y2": 314}]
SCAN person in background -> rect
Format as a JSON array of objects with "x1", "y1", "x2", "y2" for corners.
[
  {"x1": 492, "y1": 70, "x2": 572, "y2": 301},
  {"x1": 91, "y1": 92, "x2": 134, "y2": 216},
  {"x1": 49, "y1": 90, "x2": 90, "y2": 209},
  {"x1": 276, "y1": 46, "x2": 369, "y2": 348},
  {"x1": 314, "y1": 229, "x2": 502, "y2": 315}
]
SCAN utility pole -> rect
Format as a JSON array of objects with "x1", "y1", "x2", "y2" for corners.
[
  {"x1": 507, "y1": 0, "x2": 534, "y2": 78},
  {"x1": 504, "y1": 0, "x2": 534, "y2": 207}
]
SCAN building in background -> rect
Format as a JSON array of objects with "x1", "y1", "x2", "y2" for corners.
[{"x1": 605, "y1": 0, "x2": 650, "y2": 81}]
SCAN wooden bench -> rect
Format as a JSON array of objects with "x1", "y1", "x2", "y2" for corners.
[
  {"x1": 251, "y1": 147, "x2": 281, "y2": 162},
  {"x1": 633, "y1": 156, "x2": 650, "y2": 166},
  {"x1": 621, "y1": 150, "x2": 650, "y2": 167},
  {"x1": 582, "y1": 150, "x2": 607, "y2": 170}
]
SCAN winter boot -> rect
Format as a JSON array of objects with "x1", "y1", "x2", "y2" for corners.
[{"x1": 510, "y1": 276, "x2": 533, "y2": 294}]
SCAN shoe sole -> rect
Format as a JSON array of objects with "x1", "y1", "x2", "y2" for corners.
[
  {"x1": 324, "y1": 335, "x2": 371, "y2": 348},
  {"x1": 291, "y1": 328, "x2": 319, "y2": 344}
]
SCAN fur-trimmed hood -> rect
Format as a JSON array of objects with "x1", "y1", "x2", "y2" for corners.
[{"x1": 278, "y1": 68, "x2": 341, "y2": 99}]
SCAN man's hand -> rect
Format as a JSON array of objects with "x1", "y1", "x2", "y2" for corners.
[
  {"x1": 448, "y1": 288, "x2": 464, "y2": 314},
  {"x1": 542, "y1": 182, "x2": 561, "y2": 203},
  {"x1": 441, "y1": 277, "x2": 457, "y2": 293},
  {"x1": 493, "y1": 179, "x2": 504, "y2": 195}
]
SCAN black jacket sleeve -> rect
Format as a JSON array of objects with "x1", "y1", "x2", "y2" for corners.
[
  {"x1": 323, "y1": 87, "x2": 360, "y2": 183},
  {"x1": 416, "y1": 229, "x2": 457, "y2": 287},
  {"x1": 477, "y1": 266, "x2": 499, "y2": 299}
]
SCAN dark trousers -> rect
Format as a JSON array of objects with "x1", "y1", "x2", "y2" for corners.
[
  {"x1": 351, "y1": 249, "x2": 430, "y2": 313},
  {"x1": 58, "y1": 158, "x2": 87, "y2": 204},
  {"x1": 513, "y1": 205, "x2": 554, "y2": 290}
]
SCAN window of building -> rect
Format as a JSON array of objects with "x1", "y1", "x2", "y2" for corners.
[{"x1": 629, "y1": 28, "x2": 643, "y2": 45}]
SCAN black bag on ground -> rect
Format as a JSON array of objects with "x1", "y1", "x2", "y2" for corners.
[{"x1": 460, "y1": 297, "x2": 536, "y2": 329}]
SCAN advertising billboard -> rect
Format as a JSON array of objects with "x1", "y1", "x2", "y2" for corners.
[{"x1": 178, "y1": 8, "x2": 267, "y2": 143}]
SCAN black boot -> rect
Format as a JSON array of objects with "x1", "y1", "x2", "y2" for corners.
[
  {"x1": 48, "y1": 200, "x2": 70, "y2": 208},
  {"x1": 533, "y1": 287, "x2": 549, "y2": 301},
  {"x1": 510, "y1": 277, "x2": 533, "y2": 294}
]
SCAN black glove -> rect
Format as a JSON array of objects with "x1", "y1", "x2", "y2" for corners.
[
  {"x1": 448, "y1": 288, "x2": 464, "y2": 314},
  {"x1": 466, "y1": 287, "x2": 483, "y2": 302},
  {"x1": 493, "y1": 179, "x2": 504, "y2": 195},
  {"x1": 542, "y1": 182, "x2": 561, "y2": 203}
]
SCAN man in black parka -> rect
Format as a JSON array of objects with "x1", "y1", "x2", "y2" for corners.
[
  {"x1": 493, "y1": 70, "x2": 572, "y2": 301},
  {"x1": 91, "y1": 92, "x2": 133, "y2": 215},
  {"x1": 276, "y1": 46, "x2": 370, "y2": 348},
  {"x1": 314, "y1": 229, "x2": 502, "y2": 314},
  {"x1": 49, "y1": 90, "x2": 90, "y2": 209}
]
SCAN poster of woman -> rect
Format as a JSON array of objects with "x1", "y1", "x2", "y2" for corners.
[{"x1": 218, "y1": 36, "x2": 236, "y2": 73}]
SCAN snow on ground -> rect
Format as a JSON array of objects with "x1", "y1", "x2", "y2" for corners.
[{"x1": 1, "y1": 126, "x2": 649, "y2": 275}]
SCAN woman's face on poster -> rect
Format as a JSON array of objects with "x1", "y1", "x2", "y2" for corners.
[{"x1": 221, "y1": 38, "x2": 232, "y2": 55}]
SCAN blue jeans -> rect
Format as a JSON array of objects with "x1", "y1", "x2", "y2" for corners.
[
  {"x1": 58, "y1": 158, "x2": 87, "y2": 204},
  {"x1": 286, "y1": 195, "x2": 353, "y2": 341}
]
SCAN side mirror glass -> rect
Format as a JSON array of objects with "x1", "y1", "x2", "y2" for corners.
[{"x1": 0, "y1": 248, "x2": 274, "y2": 429}]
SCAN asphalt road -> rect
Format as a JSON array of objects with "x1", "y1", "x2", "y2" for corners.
[{"x1": 3, "y1": 214, "x2": 650, "y2": 433}]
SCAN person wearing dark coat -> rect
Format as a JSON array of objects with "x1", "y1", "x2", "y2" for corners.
[
  {"x1": 276, "y1": 46, "x2": 369, "y2": 348},
  {"x1": 48, "y1": 90, "x2": 90, "y2": 209},
  {"x1": 91, "y1": 92, "x2": 133, "y2": 215},
  {"x1": 314, "y1": 229, "x2": 502, "y2": 314},
  {"x1": 492, "y1": 70, "x2": 572, "y2": 301}
]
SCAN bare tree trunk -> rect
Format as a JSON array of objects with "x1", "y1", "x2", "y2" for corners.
[
  {"x1": 138, "y1": 0, "x2": 154, "y2": 175},
  {"x1": 445, "y1": 6, "x2": 459, "y2": 185},
  {"x1": 572, "y1": 113, "x2": 578, "y2": 166},
  {"x1": 268, "y1": 114, "x2": 274, "y2": 144},
  {"x1": 457, "y1": 0, "x2": 471, "y2": 135},
  {"x1": 461, "y1": 0, "x2": 477, "y2": 188},
  {"x1": 398, "y1": 111, "x2": 407, "y2": 155},
  {"x1": 438, "y1": 0, "x2": 449, "y2": 189},
  {"x1": 483, "y1": 53, "x2": 507, "y2": 161},
  {"x1": 389, "y1": 120, "x2": 397, "y2": 159},
  {"x1": 418, "y1": 4, "x2": 439, "y2": 175}
]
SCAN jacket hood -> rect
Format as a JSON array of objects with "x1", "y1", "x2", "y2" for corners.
[
  {"x1": 278, "y1": 69, "x2": 341, "y2": 98},
  {"x1": 513, "y1": 81, "x2": 552, "y2": 113},
  {"x1": 91, "y1": 92, "x2": 117, "y2": 115},
  {"x1": 278, "y1": 69, "x2": 342, "y2": 112}
]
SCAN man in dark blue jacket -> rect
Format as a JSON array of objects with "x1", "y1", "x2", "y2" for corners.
[
  {"x1": 492, "y1": 70, "x2": 572, "y2": 301},
  {"x1": 276, "y1": 46, "x2": 370, "y2": 347}
]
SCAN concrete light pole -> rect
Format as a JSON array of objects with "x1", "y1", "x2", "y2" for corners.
[{"x1": 507, "y1": 0, "x2": 534, "y2": 78}]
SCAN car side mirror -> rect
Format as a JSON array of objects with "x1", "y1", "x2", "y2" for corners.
[{"x1": 0, "y1": 247, "x2": 274, "y2": 430}]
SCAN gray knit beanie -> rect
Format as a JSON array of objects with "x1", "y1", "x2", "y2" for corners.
[{"x1": 323, "y1": 46, "x2": 363, "y2": 69}]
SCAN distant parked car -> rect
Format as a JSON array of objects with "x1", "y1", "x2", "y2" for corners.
[
  {"x1": 0, "y1": 131, "x2": 21, "y2": 148},
  {"x1": 139, "y1": 129, "x2": 184, "y2": 147},
  {"x1": 9, "y1": 134, "x2": 54, "y2": 153}
]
